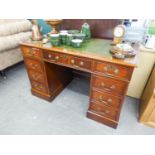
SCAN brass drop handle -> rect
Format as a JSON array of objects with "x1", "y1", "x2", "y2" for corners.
[
  {"x1": 99, "y1": 96, "x2": 113, "y2": 104},
  {"x1": 104, "y1": 66, "x2": 108, "y2": 71},
  {"x1": 103, "y1": 65, "x2": 119, "y2": 74},
  {"x1": 48, "y1": 54, "x2": 52, "y2": 58},
  {"x1": 55, "y1": 56, "x2": 59, "y2": 60},
  {"x1": 33, "y1": 83, "x2": 38, "y2": 87},
  {"x1": 79, "y1": 61, "x2": 84, "y2": 66},
  {"x1": 71, "y1": 59, "x2": 79, "y2": 68},
  {"x1": 104, "y1": 110, "x2": 110, "y2": 114},
  {"x1": 107, "y1": 98, "x2": 113, "y2": 103},
  {"x1": 32, "y1": 74, "x2": 40, "y2": 80},
  {"x1": 100, "y1": 82, "x2": 115, "y2": 91},
  {"x1": 97, "y1": 109, "x2": 110, "y2": 115},
  {"x1": 110, "y1": 85, "x2": 115, "y2": 90},
  {"x1": 27, "y1": 49, "x2": 36, "y2": 56},
  {"x1": 29, "y1": 63, "x2": 38, "y2": 69},
  {"x1": 114, "y1": 68, "x2": 119, "y2": 74},
  {"x1": 71, "y1": 59, "x2": 75, "y2": 64},
  {"x1": 27, "y1": 49, "x2": 32, "y2": 54},
  {"x1": 61, "y1": 55, "x2": 68, "y2": 59},
  {"x1": 33, "y1": 83, "x2": 43, "y2": 89}
]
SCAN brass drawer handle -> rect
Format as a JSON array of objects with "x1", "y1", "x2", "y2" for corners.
[
  {"x1": 48, "y1": 54, "x2": 52, "y2": 58},
  {"x1": 71, "y1": 60, "x2": 79, "y2": 68},
  {"x1": 79, "y1": 61, "x2": 84, "y2": 66},
  {"x1": 101, "y1": 82, "x2": 105, "y2": 87},
  {"x1": 32, "y1": 74, "x2": 41, "y2": 80},
  {"x1": 99, "y1": 96, "x2": 113, "y2": 104},
  {"x1": 104, "y1": 66, "x2": 108, "y2": 71},
  {"x1": 107, "y1": 98, "x2": 113, "y2": 103},
  {"x1": 100, "y1": 82, "x2": 116, "y2": 91},
  {"x1": 114, "y1": 68, "x2": 119, "y2": 74},
  {"x1": 71, "y1": 59, "x2": 75, "y2": 64},
  {"x1": 61, "y1": 55, "x2": 68, "y2": 59},
  {"x1": 55, "y1": 56, "x2": 59, "y2": 60},
  {"x1": 104, "y1": 110, "x2": 110, "y2": 114},
  {"x1": 33, "y1": 83, "x2": 43, "y2": 89},
  {"x1": 103, "y1": 65, "x2": 119, "y2": 74},
  {"x1": 110, "y1": 85, "x2": 116, "y2": 90},
  {"x1": 29, "y1": 63, "x2": 38, "y2": 69},
  {"x1": 27, "y1": 49, "x2": 36, "y2": 56}
]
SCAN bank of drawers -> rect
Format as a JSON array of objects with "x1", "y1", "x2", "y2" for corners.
[
  {"x1": 23, "y1": 47, "x2": 48, "y2": 93},
  {"x1": 43, "y1": 51, "x2": 92, "y2": 72},
  {"x1": 26, "y1": 59, "x2": 47, "y2": 93},
  {"x1": 89, "y1": 74, "x2": 130, "y2": 121}
]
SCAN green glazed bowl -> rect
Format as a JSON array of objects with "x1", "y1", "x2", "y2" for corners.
[
  {"x1": 49, "y1": 34, "x2": 60, "y2": 46},
  {"x1": 60, "y1": 32, "x2": 68, "y2": 44},
  {"x1": 71, "y1": 39, "x2": 83, "y2": 48},
  {"x1": 66, "y1": 34, "x2": 73, "y2": 45},
  {"x1": 73, "y1": 33, "x2": 86, "y2": 41},
  {"x1": 68, "y1": 30, "x2": 80, "y2": 34}
]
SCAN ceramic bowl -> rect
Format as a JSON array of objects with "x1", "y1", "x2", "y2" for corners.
[
  {"x1": 68, "y1": 30, "x2": 80, "y2": 34},
  {"x1": 66, "y1": 34, "x2": 73, "y2": 45},
  {"x1": 71, "y1": 39, "x2": 83, "y2": 48},
  {"x1": 60, "y1": 30, "x2": 68, "y2": 33},
  {"x1": 73, "y1": 33, "x2": 86, "y2": 41},
  {"x1": 60, "y1": 32, "x2": 68, "y2": 44},
  {"x1": 49, "y1": 34, "x2": 60, "y2": 46}
]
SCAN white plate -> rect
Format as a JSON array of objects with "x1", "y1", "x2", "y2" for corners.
[{"x1": 116, "y1": 43, "x2": 133, "y2": 51}]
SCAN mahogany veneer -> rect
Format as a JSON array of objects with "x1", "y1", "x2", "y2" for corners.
[{"x1": 20, "y1": 38, "x2": 137, "y2": 129}]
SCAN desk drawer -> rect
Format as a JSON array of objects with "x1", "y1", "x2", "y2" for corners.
[
  {"x1": 93, "y1": 61, "x2": 133, "y2": 80},
  {"x1": 43, "y1": 51, "x2": 69, "y2": 64},
  {"x1": 91, "y1": 90, "x2": 122, "y2": 109},
  {"x1": 25, "y1": 59, "x2": 43, "y2": 73},
  {"x1": 89, "y1": 102, "x2": 118, "y2": 120},
  {"x1": 69, "y1": 57, "x2": 92, "y2": 71},
  {"x1": 31, "y1": 81, "x2": 47, "y2": 93},
  {"x1": 22, "y1": 47, "x2": 42, "y2": 59},
  {"x1": 92, "y1": 75, "x2": 128, "y2": 96},
  {"x1": 29, "y1": 70, "x2": 45, "y2": 83}
]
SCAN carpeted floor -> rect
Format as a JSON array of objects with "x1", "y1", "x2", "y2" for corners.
[{"x1": 0, "y1": 63, "x2": 155, "y2": 135}]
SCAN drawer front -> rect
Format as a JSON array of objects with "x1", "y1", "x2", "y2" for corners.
[
  {"x1": 92, "y1": 75, "x2": 128, "y2": 96},
  {"x1": 31, "y1": 81, "x2": 47, "y2": 93},
  {"x1": 69, "y1": 57, "x2": 92, "y2": 71},
  {"x1": 22, "y1": 47, "x2": 42, "y2": 59},
  {"x1": 25, "y1": 59, "x2": 43, "y2": 73},
  {"x1": 89, "y1": 102, "x2": 118, "y2": 120},
  {"x1": 91, "y1": 90, "x2": 122, "y2": 109},
  {"x1": 93, "y1": 61, "x2": 133, "y2": 80},
  {"x1": 29, "y1": 70, "x2": 45, "y2": 83},
  {"x1": 43, "y1": 51, "x2": 69, "y2": 64}
]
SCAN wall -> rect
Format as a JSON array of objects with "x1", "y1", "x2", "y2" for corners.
[{"x1": 61, "y1": 19, "x2": 122, "y2": 39}]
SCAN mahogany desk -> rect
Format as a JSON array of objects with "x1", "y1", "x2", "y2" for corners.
[{"x1": 20, "y1": 39, "x2": 137, "y2": 128}]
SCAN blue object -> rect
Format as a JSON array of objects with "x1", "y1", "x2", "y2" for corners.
[{"x1": 37, "y1": 19, "x2": 51, "y2": 35}]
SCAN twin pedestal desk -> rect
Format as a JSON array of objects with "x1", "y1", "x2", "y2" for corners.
[{"x1": 20, "y1": 39, "x2": 137, "y2": 128}]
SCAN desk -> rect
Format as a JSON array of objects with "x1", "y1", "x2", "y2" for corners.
[{"x1": 20, "y1": 39, "x2": 137, "y2": 128}]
